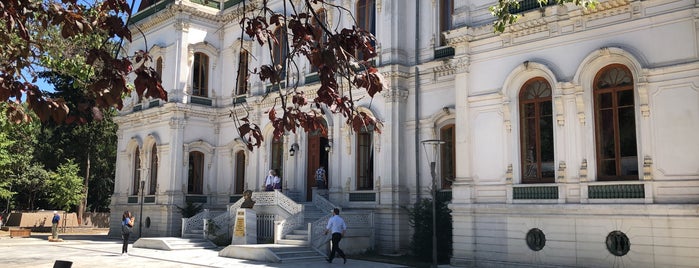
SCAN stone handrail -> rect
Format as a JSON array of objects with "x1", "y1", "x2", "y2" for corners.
[
  {"x1": 275, "y1": 190, "x2": 303, "y2": 215},
  {"x1": 181, "y1": 209, "x2": 209, "y2": 237},
  {"x1": 209, "y1": 211, "x2": 230, "y2": 237},
  {"x1": 309, "y1": 192, "x2": 338, "y2": 250},
  {"x1": 275, "y1": 211, "x2": 306, "y2": 244}
]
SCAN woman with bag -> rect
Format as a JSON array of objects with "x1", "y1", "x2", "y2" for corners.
[{"x1": 121, "y1": 211, "x2": 135, "y2": 256}]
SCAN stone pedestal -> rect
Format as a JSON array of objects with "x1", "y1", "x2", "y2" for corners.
[{"x1": 231, "y1": 208, "x2": 256, "y2": 245}]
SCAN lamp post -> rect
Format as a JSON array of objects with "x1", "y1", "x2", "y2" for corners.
[
  {"x1": 421, "y1": 139, "x2": 445, "y2": 268},
  {"x1": 139, "y1": 180, "x2": 145, "y2": 238}
]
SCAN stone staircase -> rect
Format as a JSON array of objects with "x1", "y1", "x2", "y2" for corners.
[{"x1": 276, "y1": 202, "x2": 327, "y2": 247}]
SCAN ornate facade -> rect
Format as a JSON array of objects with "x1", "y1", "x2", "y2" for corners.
[{"x1": 112, "y1": 0, "x2": 699, "y2": 266}]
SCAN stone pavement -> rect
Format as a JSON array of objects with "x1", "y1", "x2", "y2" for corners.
[{"x1": 0, "y1": 231, "x2": 408, "y2": 268}]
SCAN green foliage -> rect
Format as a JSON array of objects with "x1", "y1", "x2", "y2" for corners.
[
  {"x1": 407, "y1": 196, "x2": 453, "y2": 263},
  {"x1": 46, "y1": 159, "x2": 85, "y2": 211},
  {"x1": 176, "y1": 201, "x2": 204, "y2": 218},
  {"x1": 490, "y1": 0, "x2": 598, "y2": 33}
]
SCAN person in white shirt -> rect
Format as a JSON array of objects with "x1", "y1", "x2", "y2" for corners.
[
  {"x1": 264, "y1": 170, "x2": 276, "y2": 191},
  {"x1": 324, "y1": 208, "x2": 347, "y2": 263}
]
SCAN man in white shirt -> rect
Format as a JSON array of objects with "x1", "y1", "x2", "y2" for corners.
[{"x1": 324, "y1": 208, "x2": 347, "y2": 263}]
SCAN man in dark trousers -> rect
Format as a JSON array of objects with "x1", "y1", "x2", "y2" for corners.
[{"x1": 324, "y1": 208, "x2": 347, "y2": 263}]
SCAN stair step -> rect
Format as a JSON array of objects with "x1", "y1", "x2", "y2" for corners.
[
  {"x1": 291, "y1": 229, "x2": 308, "y2": 235},
  {"x1": 276, "y1": 239, "x2": 309, "y2": 246},
  {"x1": 284, "y1": 234, "x2": 308, "y2": 240}
]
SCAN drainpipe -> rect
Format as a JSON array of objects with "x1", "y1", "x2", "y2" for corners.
[{"x1": 414, "y1": 0, "x2": 421, "y2": 200}]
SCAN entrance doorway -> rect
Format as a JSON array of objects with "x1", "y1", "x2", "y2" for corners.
[{"x1": 307, "y1": 131, "x2": 328, "y2": 201}]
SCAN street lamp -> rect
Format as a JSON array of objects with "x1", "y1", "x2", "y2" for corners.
[
  {"x1": 139, "y1": 180, "x2": 145, "y2": 238},
  {"x1": 421, "y1": 139, "x2": 445, "y2": 268}
]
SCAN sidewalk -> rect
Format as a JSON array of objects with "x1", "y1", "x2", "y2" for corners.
[{"x1": 0, "y1": 230, "x2": 407, "y2": 268}]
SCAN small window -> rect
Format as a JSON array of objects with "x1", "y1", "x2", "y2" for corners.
[
  {"x1": 356, "y1": 0, "x2": 376, "y2": 60},
  {"x1": 188, "y1": 151, "x2": 205, "y2": 194},
  {"x1": 192, "y1": 52, "x2": 209, "y2": 97},
  {"x1": 156, "y1": 57, "x2": 163, "y2": 80},
  {"x1": 271, "y1": 138, "x2": 284, "y2": 179}
]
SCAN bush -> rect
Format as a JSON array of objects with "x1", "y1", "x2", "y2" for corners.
[
  {"x1": 407, "y1": 196, "x2": 452, "y2": 263},
  {"x1": 176, "y1": 201, "x2": 203, "y2": 218}
]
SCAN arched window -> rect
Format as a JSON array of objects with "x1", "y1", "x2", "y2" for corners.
[
  {"x1": 236, "y1": 50, "x2": 249, "y2": 96},
  {"x1": 132, "y1": 147, "x2": 141, "y2": 195},
  {"x1": 149, "y1": 144, "x2": 158, "y2": 195},
  {"x1": 439, "y1": 0, "x2": 453, "y2": 46},
  {"x1": 594, "y1": 64, "x2": 638, "y2": 181},
  {"x1": 271, "y1": 138, "x2": 284, "y2": 179},
  {"x1": 188, "y1": 151, "x2": 205, "y2": 194},
  {"x1": 272, "y1": 27, "x2": 288, "y2": 81},
  {"x1": 310, "y1": 9, "x2": 327, "y2": 73},
  {"x1": 234, "y1": 151, "x2": 246, "y2": 194},
  {"x1": 440, "y1": 124, "x2": 455, "y2": 189},
  {"x1": 356, "y1": 126, "x2": 374, "y2": 190},
  {"x1": 519, "y1": 78, "x2": 554, "y2": 184},
  {"x1": 192, "y1": 52, "x2": 209, "y2": 97}
]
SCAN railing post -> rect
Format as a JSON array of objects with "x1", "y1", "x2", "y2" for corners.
[
  {"x1": 307, "y1": 222, "x2": 312, "y2": 244},
  {"x1": 181, "y1": 218, "x2": 187, "y2": 237}
]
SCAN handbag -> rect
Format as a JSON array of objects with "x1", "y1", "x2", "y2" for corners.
[{"x1": 122, "y1": 224, "x2": 132, "y2": 235}]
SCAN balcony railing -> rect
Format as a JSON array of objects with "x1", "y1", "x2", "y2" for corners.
[
  {"x1": 130, "y1": 0, "x2": 176, "y2": 24},
  {"x1": 509, "y1": 0, "x2": 556, "y2": 14},
  {"x1": 513, "y1": 186, "x2": 558, "y2": 199},
  {"x1": 434, "y1": 46, "x2": 455, "y2": 59}
]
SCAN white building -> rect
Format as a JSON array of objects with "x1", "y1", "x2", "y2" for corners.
[{"x1": 111, "y1": 0, "x2": 699, "y2": 266}]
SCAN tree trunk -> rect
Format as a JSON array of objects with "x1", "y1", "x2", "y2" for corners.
[{"x1": 77, "y1": 152, "x2": 90, "y2": 225}]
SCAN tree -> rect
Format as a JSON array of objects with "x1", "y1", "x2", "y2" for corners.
[
  {"x1": 490, "y1": 0, "x2": 597, "y2": 32},
  {"x1": 46, "y1": 159, "x2": 84, "y2": 212},
  {"x1": 1, "y1": 0, "x2": 165, "y2": 124}
]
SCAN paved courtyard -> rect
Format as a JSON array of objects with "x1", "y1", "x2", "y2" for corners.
[{"x1": 0, "y1": 230, "x2": 408, "y2": 268}]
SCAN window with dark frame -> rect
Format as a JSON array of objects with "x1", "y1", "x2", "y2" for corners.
[
  {"x1": 236, "y1": 50, "x2": 249, "y2": 96},
  {"x1": 356, "y1": 0, "x2": 375, "y2": 60},
  {"x1": 519, "y1": 78, "x2": 555, "y2": 184},
  {"x1": 356, "y1": 127, "x2": 374, "y2": 190},
  {"x1": 149, "y1": 144, "x2": 158, "y2": 195},
  {"x1": 439, "y1": 0, "x2": 453, "y2": 46},
  {"x1": 192, "y1": 52, "x2": 209, "y2": 97},
  {"x1": 273, "y1": 27, "x2": 288, "y2": 81},
  {"x1": 234, "y1": 151, "x2": 245, "y2": 195},
  {"x1": 440, "y1": 124, "x2": 455, "y2": 189},
  {"x1": 156, "y1": 57, "x2": 163, "y2": 80},
  {"x1": 594, "y1": 64, "x2": 638, "y2": 181},
  {"x1": 310, "y1": 9, "x2": 327, "y2": 73},
  {"x1": 133, "y1": 147, "x2": 141, "y2": 195},
  {"x1": 271, "y1": 138, "x2": 284, "y2": 179},
  {"x1": 188, "y1": 151, "x2": 205, "y2": 194}
]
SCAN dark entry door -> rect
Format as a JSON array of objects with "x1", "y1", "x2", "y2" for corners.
[{"x1": 306, "y1": 133, "x2": 328, "y2": 201}]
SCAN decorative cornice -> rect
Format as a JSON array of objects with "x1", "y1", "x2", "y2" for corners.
[{"x1": 382, "y1": 89, "x2": 408, "y2": 103}]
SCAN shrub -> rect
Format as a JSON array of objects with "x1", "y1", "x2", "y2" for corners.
[{"x1": 408, "y1": 196, "x2": 452, "y2": 263}]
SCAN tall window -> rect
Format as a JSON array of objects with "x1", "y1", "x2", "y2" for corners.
[
  {"x1": 594, "y1": 64, "x2": 638, "y2": 181},
  {"x1": 356, "y1": 127, "x2": 374, "y2": 190},
  {"x1": 271, "y1": 138, "x2": 284, "y2": 179},
  {"x1": 356, "y1": 0, "x2": 375, "y2": 60},
  {"x1": 188, "y1": 151, "x2": 204, "y2": 194},
  {"x1": 236, "y1": 51, "x2": 249, "y2": 96},
  {"x1": 192, "y1": 52, "x2": 208, "y2": 97},
  {"x1": 310, "y1": 9, "x2": 327, "y2": 73},
  {"x1": 520, "y1": 78, "x2": 554, "y2": 184},
  {"x1": 273, "y1": 27, "x2": 288, "y2": 81},
  {"x1": 439, "y1": 0, "x2": 453, "y2": 46},
  {"x1": 132, "y1": 147, "x2": 141, "y2": 195},
  {"x1": 156, "y1": 57, "x2": 163, "y2": 80},
  {"x1": 234, "y1": 151, "x2": 246, "y2": 194},
  {"x1": 149, "y1": 144, "x2": 158, "y2": 195},
  {"x1": 440, "y1": 124, "x2": 455, "y2": 189}
]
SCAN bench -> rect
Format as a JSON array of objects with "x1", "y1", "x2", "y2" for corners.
[{"x1": 10, "y1": 228, "x2": 31, "y2": 238}]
